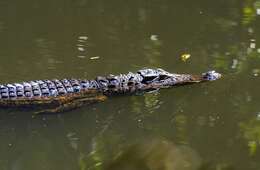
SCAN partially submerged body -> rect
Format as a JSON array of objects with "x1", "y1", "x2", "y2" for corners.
[{"x1": 0, "y1": 68, "x2": 221, "y2": 113}]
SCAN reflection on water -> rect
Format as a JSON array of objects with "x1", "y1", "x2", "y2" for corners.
[
  {"x1": 239, "y1": 117, "x2": 260, "y2": 157},
  {"x1": 143, "y1": 34, "x2": 163, "y2": 67},
  {"x1": 35, "y1": 38, "x2": 60, "y2": 70},
  {"x1": 77, "y1": 35, "x2": 88, "y2": 59},
  {"x1": 105, "y1": 139, "x2": 201, "y2": 170}
]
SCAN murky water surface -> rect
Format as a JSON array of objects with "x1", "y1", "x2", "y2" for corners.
[{"x1": 0, "y1": 1, "x2": 260, "y2": 170}]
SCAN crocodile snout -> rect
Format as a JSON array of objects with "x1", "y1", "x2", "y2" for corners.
[{"x1": 202, "y1": 70, "x2": 222, "y2": 81}]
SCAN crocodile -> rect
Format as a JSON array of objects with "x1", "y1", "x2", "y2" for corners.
[{"x1": 0, "y1": 68, "x2": 221, "y2": 113}]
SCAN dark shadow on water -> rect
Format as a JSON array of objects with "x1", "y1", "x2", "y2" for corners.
[
  {"x1": 105, "y1": 139, "x2": 202, "y2": 170},
  {"x1": 104, "y1": 138, "x2": 238, "y2": 170}
]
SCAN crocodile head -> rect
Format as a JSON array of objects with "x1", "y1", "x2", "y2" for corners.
[{"x1": 137, "y1": 68, "x2": 221, "y2": 86}]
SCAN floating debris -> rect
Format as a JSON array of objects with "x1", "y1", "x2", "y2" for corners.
[
  {"x1": 231, "y1": 59, "x2": 238, "y2": 69},
  {"x1": 67, "y1": 132, "x2": 79, "y2": 150},
  {"x1": 252, "y1": 68, "x2": 260, "y2": 76},
  {"x1": 90, "y1": 56, "x2": 100, "y2": 60},
  {"x1": 250, "y1": 43, "x2": 256, "y2": 49},
  {"x1": 181, "y1": 53, "x2": 191, "y2": 62},
  {"x1": 78, "y1": 36, "x2": 88, "y2": 43},
  {"x1": 78, "y1": 47, "x2": 85, "y2": 52},
  {"x1": 150, "y1": 34, "x2": 158, "y2": 41},
  {"x1": 256, "y1": 112, "x2": 260, "y2": 120},
  {"x1": 248, "y1": 27, "x2": 254, "y2": 34},
  {"x1": 225, "y1": 52, "x2": 231, "y2": 55},
  {"x1": 77, "y1": 55, "x2": 86, "y2": 59},
  {"x1": 78, "y1": 36, "x2": 88, "y2": 40},
  {"x1": 77, "y1": 44, "x2": 84, "y2": 47},
  {"x1": 250, "y1": 39, "x2": 256, "y2": 49},
  {"x1": 257, "y1": 9, "x2": 260, "y2": 15}
]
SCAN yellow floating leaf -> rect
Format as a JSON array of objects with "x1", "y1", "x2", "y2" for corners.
[{"x1": 181, "y1": 54, "x2": 191, "y2": 62}]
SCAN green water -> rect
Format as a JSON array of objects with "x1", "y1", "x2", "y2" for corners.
[{"x1": 0, "y1": 0, "x2": 260, "y2": 170}]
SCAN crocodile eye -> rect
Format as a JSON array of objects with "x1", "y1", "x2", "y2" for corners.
[
  {"x1": 159, "y1": 75, "x2": 170, "y2": 80},
  {"x1": 141, "y1": 76, "x2": 158, "y2": 83}
]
